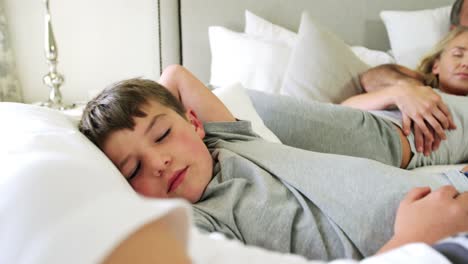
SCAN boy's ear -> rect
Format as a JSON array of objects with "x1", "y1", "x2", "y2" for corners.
[
  {"x1": 186, "y1": 109, "x2": 205, "y2": 139},
  {"x1": 432, "y1": 59, "x2": 440, "y2": 75}
]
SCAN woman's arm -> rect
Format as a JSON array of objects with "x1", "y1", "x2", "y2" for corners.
[
  {"x1": 359, "y1": 64, "x2": 425, "y2": 92},
  {"x1": 345, "y1": 64, "x2": 427, "y2": 109},
  {"x1": 158, "y1": 64, "x2": 235, "y2": 123},
  {"x1": 341, "y1": 86, "x2": 399, "y2": 110},
  {"x1": 342, "y1": 64, "x2": 456, "y2": 155},
  {"x1": 342, "y1": 82, "x2": 451, "y2": 137}
]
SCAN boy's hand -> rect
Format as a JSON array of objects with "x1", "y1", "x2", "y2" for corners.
[
  {"x1": 394, "y1": 186, "x2": 468, "y2": 244},
  {"x1": 378, "y1": 186, "x2": 468, "y2": 254},
  {"x1": 461, "y1": 165, "x2": 468, "y2": 173}
]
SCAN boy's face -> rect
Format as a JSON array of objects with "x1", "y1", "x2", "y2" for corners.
[{"x1": 102, "y1": 100, "x2": 213, "y2": 203}]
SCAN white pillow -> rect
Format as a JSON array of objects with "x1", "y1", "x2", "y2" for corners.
[
  {"x1": 212, "y1": 82, "x2": 282, "y2": 144},
  {"x1": 0, "y1": 103, "x2": 191, "y2": 263},
  {"x1": 245, "y1": 10, "x2": 395, "y2": 68},
  {"x1": 244, "y1": 10, "x2": 297, "y2": 47},
  {"x1": 350, "y1": 46, "x2": 396, "y2": 67},
  {"x1": 208, "y1": 26, "x2": 290, "y2": 95},
  {"x1": 281, "y1": 12, "x2": 369, "y2": 103},
  {"x1": 380, "y1": 5, "x2": 451, "y2": 69}
]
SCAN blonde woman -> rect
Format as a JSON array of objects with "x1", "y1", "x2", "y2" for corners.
[
  {"x1": 342, "y1": 26, "x2": 468, "y2": 157},
  {"x1": 419, "y1": 27, "x2": 468, "y2": 95}
]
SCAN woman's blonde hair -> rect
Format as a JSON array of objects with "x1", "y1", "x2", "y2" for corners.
[{"x1": 417, "y1": 26, "x2": 468, "y2": 88}]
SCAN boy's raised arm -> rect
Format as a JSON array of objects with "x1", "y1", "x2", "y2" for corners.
[{"x1": 158, "y1": 64, "x2": 236, "y2": 123}]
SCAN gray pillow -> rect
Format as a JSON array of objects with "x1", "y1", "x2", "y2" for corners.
[
  {"x1": 0, "y1": 3, "x2": 22, "y2": 102},
  {"x1": 281, "y1": 11, "x2": 369, "y2": 104}
]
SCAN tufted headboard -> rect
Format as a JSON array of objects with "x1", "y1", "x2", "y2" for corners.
[{"x1": 158, "y1": 0, "x2": 453, "y2": 83}]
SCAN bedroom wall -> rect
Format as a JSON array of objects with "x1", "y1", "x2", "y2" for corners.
[
  {"x1": 3, "y1": 0, "x2": 455, "y2": 104},
  {"x1": 177, "y1": 0, "x2": 454, "y2": 83},
  {"x1": 4, "y1": 0, "x2": 160, "y2": 104}
]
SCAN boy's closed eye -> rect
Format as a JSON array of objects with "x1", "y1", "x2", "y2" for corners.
[
  {"x1": 156, "y1": 128, "x2": 171, "y2": 143},
  {"x1": 126, "y1": 128, "x2": 172, "y2": 181},
  {"x1": 127, "y1": 162, "x2": 141, "y2": 181}
]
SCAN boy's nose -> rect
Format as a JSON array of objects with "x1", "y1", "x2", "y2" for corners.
[{"x1": 150, "y1": 157, "x2": 171, "y2": 178}]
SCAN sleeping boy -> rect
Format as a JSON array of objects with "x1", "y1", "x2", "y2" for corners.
[{"x1": 79, "y1": 65, "x2": 468, "y2": 260}]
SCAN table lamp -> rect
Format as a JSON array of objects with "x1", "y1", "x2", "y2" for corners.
[{"x1": 38, "y1": 0, "x2": 72, "y2": 110}]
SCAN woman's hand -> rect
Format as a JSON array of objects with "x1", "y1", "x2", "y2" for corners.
[
  {"x1": 358, "y1": 63, "x2": 456, "y2": 156},
  {"x1": 394, "y1": 83, "x2": 456, "y2": 155},
  {"x1": 412, "y1": 124, "x2": 442, "y2": 157},
  {"x1": 378, "y1": 186, "x2": 468, "y2": 254}
]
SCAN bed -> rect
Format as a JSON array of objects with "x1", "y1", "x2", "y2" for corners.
[{"x1": 0, "y1": 0, "x2": 466, "y2": 263}]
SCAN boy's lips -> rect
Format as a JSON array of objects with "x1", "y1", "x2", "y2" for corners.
[{"x1": 167, "y1": 166, "x2": 188, "y2": 193}]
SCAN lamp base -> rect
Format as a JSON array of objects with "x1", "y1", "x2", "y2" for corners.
[{"x1": 33, "y1": 100, "x2": 76, "y2": 111}]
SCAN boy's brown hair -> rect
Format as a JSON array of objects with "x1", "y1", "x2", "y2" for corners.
[{"x1": 79, "y1": 78, "x2": 186, "y2": 148}]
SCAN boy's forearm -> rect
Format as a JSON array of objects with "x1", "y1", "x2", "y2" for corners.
[
  {"x1": 360, "y1": 64, "x2": 425, "y2": 92},
  {"x1": 102, "y1": 217, "x2": 191, "y2": 264},
  {"x1": 376, "y1": 235, "x2": 418, "y2": 254}
]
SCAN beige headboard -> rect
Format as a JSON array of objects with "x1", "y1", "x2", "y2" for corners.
[{"x1": 159, "y1": 0, "x2": 453, "y2": 83}]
